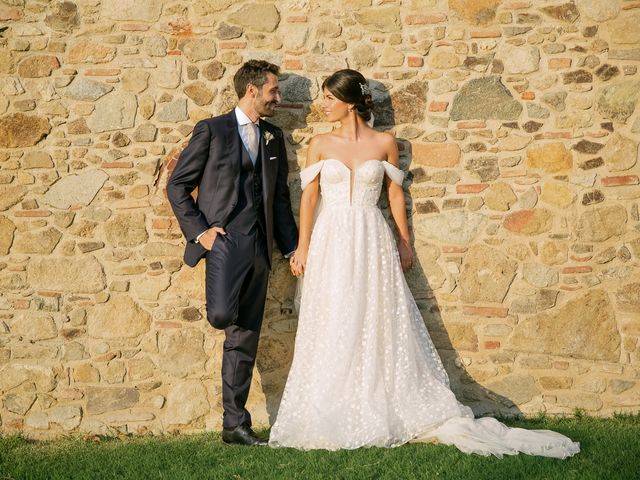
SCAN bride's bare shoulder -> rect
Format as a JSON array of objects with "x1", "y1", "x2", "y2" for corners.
[
  {"x1": 372, "y1": 129, "x2": 396, "y2": 145},
  {"x1": 309, "y1": 132, "x2": 340, "y2": 148},
  {"x1": 305, "y1": 133, "x2": 333, "y2": 166},
  {"x1": 306, "y1": 133, "x2": 340, "y2": 163}
]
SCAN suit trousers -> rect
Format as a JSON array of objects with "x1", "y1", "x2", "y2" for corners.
[{"x1": 204, "y1": 225, "x2": 269, "y2": 428}]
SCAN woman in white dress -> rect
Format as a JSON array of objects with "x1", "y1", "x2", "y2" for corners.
[{"x1": 270, "y1": 69, "x2": 579, "y2": 458}]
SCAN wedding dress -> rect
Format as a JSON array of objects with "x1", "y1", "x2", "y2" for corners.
[{"x1": 268, "y1": 159, "x2": 579, "y2": 458}]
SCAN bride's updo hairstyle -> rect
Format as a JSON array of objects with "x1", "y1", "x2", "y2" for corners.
[{"x1": 322, "y1": 69, "x2": 374, "y2": 122}]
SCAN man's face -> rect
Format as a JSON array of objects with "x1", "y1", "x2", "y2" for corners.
[{"x1": 252, "y1": 72, "x2": 281, "y2": 117}]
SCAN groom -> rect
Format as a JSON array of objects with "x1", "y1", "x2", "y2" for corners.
[{"x1": 167, "y1": 60, "x2": 298, "y2": 446}]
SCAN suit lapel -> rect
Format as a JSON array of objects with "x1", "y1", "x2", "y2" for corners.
[
  {"x1": 223, "y1": 110, "x2": 241, "y2": 175},
  {"x1": 259, "y1": 120, "x2": 277, "y2": 214}
]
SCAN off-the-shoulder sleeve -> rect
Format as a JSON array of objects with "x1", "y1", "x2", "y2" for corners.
[
  {"x1": 382, "y1": 161, "x2": 405, "y2": 186},
  {"x1": 300, "y1": 160, "x2": 325, "y2": 191}
]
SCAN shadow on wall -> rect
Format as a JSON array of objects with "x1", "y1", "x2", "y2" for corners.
[
  {"x1": 254, "y1": 72, "x2": 313, "y2": 424},
  {"x1": 254, "y1": 74, "x2": 523, "y2": 426}
]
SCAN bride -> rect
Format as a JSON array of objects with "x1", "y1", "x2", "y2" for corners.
[{"x1": 269, "y1": 69, "x2": 579, "y2": 458}]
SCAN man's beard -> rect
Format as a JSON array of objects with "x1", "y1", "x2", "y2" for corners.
[{"x1": 256, "y1": 98, "x2": 277, "y2": 117}]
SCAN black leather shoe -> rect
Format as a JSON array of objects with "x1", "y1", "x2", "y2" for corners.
[{"x1": 222, "y1": 425, "x2": 267, "y2": 446}]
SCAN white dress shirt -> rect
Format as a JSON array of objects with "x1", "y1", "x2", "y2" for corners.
[{"x1": 235, "y1": 106, "x2": 260, "y2": 163}]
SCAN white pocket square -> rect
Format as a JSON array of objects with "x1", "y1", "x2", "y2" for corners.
[{"x1": 269, "y1": 156, "x2": 277, "y2": 160}]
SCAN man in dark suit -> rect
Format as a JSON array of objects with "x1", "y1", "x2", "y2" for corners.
[{"x1": 167, "y1": 60, "x2": 299, "y2": 446}]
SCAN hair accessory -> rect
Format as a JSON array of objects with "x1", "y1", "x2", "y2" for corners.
[{"x1": 359, "y1": 82, "x2": 371, "y2": 96}]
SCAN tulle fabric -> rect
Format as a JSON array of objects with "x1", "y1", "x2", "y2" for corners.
[{"x1": 271, "y1": 159, "x2": 579, "y2": 458}]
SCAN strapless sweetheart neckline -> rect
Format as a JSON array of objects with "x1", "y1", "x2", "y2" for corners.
[{"x1": 321, "y1": 158, "x2": 387, "y2": 172}]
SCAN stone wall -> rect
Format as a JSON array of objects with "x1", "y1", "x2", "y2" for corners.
[{"x1": 1, "y1": 0, "x2": 639, "y2": 438}]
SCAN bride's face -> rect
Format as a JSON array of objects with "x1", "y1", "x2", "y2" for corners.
[{"x1": 321, "y1": 88, "x2": 352, "y2": 122}]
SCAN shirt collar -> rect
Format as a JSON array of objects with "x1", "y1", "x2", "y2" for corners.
[{"x1": 234, "y1": 106, "x2": 259, "y2": 127}]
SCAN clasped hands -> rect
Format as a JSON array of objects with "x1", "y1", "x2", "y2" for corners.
[{"x1": 289, "y1": 249, "x2": 306, "y2": 278}]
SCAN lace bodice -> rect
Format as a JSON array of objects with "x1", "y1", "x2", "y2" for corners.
[{"x1": 300, "y1": 159, "x2": 404, "y2": 207}]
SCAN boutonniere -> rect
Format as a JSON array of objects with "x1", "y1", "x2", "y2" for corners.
[{"x1": 263, "y1": 131, "x2": 274, "y2": 146}]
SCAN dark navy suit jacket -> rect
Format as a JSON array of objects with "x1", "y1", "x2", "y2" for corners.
[{"x1": 166, "y1": 110, "x2": 298, "y2": 267}]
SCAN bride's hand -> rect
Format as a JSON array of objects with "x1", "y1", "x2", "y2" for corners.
[
  {"x1": 397, "y1": 239, "x2": 414, "y2": 271},
  {"x1": 290, "y1": 248, "x2": 308, "y2": 277}
]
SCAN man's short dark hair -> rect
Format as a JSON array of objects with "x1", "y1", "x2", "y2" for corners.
[{"x1": 233, "y1": 60, "x2": 280, "y2": 98}]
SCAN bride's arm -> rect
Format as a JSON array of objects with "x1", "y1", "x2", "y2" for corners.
[
  {"x1": 384, "y1": 135, "x2": 414, "y2": 271},
  {"x1": 292, "y1": 137, "x2": 322, "y2": 275}
]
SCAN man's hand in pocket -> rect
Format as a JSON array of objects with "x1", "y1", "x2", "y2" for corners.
[{"x1": 199, "y1": 227, "x2": 226, "y2": 251}]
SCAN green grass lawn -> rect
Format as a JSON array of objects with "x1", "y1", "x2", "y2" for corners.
[{"x1": 1, "y1": 414, "x2": 639, "y2": 480}]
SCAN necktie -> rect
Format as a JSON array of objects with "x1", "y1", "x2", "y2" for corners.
[{"x1": 245, "y1": 122, "x2": 259, "y2": 164}]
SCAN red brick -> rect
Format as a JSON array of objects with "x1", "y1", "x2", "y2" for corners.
[
  {"x1": 534, "y1": 131, "x2": 572, "y2": 139},
  {"x1": 167, "y1": 50, "x2": 182, "y2": 56},
  {"x1": 562, "y1": 266, "x2": 592, "y2": 274},
  {"x1": 484, "y1": 341, "x2": 501, "y2": 350},
  {"x1": 84, "y1": 68, "x2": 120, "y2": 76},
  {"x1": 549, "y1": 58, "x2": 572, "y2": 69},
  {"x1": 120, "y1": 23, "x2": 149, "y2": 31},
  {"x1": 428, "y1": 101, "x2": 449, "y2": 112},
  {"x1": 456, "y1": 184, "x2": 488, "y2": 194},
  {"x1": 463, "y1": 306, "x2": 509, "y2": 317},
  {"x1": 14, "y1": 210, "x2": 51, "y2": 217},
  {"x1": 94, "y1": 352, "x2": 117, "y2": 362},
  {"x1": 6, "y1": 419, "x2": 24, "y2": 430},
  {"x1": 521, "y1": 91, "x2": 535, "y2": 100},
  {"x1": 457, "y1": 121, "x2": 486, "y2": 129},
  {"x1": 442, "y1": 246, "x2": 468, "y2": 253},
  {"x1": 284, "y1": 59, "x2": 303, "y2": 70},
  {"x1": 560, "y1": 285, "x2": 582, "y2": 292},
  {"x1": 102, "y1": 161, "x2": 133, "y2": 168},
  {"x1": 470, "y1": 30, "x2": 502, "y2": 38},
  {"x1": 503, "y1": 210, "x2": 535, "y2": 233},
  {"x1": 408, "y1": 56, "x2": 424, "y2": 67},
  {"x1": 152, "y1": 218, "x2": 173, "y2": 229},
  {"x1": 602, "y1": 175, "x2": 639, "y2": 187},
  {"x1": 220, "y1": 41, "x2": 247, "y2": 49},
  {"x1": 405, "y1": 14, "x2": 447, "y2": 24},
  {"x1": 412, "y1": 143, "x2": 461, "y2": 167},
  {"x1": 287, "y1": 15, "x2": 307, "y2": 22},
  {"x1": 13, "y1": 299, "x2": 30, "y2": 309},
  {"x1": 156, "y1": 321, "x2": 182, "y2": 328}
]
